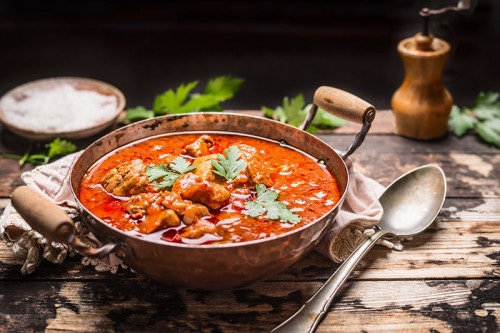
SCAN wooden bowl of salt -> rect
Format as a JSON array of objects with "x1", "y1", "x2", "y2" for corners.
[{"x1": 0, "y1": 77, "x2": 126, "y2": 140}]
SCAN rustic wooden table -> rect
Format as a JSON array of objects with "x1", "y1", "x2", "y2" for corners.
[{"x1": 0, "y1": 111, "x2": 498, "y2": 332}]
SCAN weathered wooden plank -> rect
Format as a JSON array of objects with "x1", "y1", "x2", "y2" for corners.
[
  {"x1": 280, "y1": 219, "x2": 500, "y2": 281},
  {"x1": 318, "y1": 132, "x2": 500, "y2": 154},
  {"x1": 0, "y1": 279, "x2": 497, "y2": 332},
  {"x1": 1, "y1": 198, "x2": 498, "y2": 281},
  {"x1": 350, "y1": 152, "x2": 500, "y2": 198}
]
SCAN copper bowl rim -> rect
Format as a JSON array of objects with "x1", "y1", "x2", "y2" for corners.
[{"x1": 70, "y1": 112, "x2": 350, "y2": 249}]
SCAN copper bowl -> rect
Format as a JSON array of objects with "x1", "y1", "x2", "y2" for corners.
[{"x1": 12, "y1": 86, "x2": 375, "y2": 290}]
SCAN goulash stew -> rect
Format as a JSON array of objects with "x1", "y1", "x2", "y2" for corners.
[{"x1": 78, "y1": 133, "x2": 341, "y2": 245}]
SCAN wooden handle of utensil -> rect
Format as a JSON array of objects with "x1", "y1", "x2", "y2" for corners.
[
  {"x1": 314, "y1": 86, "x2": 375, "y2": 124},
  {"x1": 11, "y1": 186, "x2": 75, "y2": 243}
]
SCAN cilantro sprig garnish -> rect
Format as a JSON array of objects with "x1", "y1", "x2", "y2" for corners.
[
  {"x1": 244, "y1": 184, "x2": 301, "y2": 224},
  {"x1": 211, "y1": 146, "x2": 247, "y2": 180},
  {"x1": 262, "y1": 94, "x2": 347, "y2": 134},
  {"x1": 120, "y1": 76, "x2": 244, "y2": 124},
  {"x1": 146, "y1": 157, "x2": 197, "y2": 188},
  {"x1": 2, "y1": 138, "x2": 77, "y2": 166},
  {"x1": 449, "y1": 91, "x2": 500, "y2": 148}
]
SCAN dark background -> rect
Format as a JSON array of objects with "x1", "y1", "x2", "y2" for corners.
[{"x1": 0, "y1": 0, "x2": 499, "y2": 111}]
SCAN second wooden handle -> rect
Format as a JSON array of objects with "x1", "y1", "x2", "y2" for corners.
[
  {"x1": 11, "y1": 186, "x2": 75, "y2": 243},
  {"x1": 314, "y1": 86, "x2": 375, "y2": 124}
]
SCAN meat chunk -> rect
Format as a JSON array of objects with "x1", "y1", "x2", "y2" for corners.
[
  {"x1": 231, "y1": 157, "x2": 272, "y2": 189},
  {"x1": 160, "y1": 192, "x2": 189, "y2": 215},
  {"x1": 126, "y1": 193, "x2": 162, "y2": 219},
  {"x1": 193, "y1": 154, "x2": 218, "y2": 181},
  {"x1": 125, "y1": 193, "x2": 181, "y2": 234},
  {"x1": 236, "y1": 144, "x2": 257, "y2": 158},
  {"x1": 183, "y1": 203, "x2": 210, "y2": 225},
  {"x1": 101, "y1": 159, "x2": 148, "y2": 196},
  {"x1": 180, "y1": 219, "x2": 217, "y2": 239},
  {"x1": 182, "y1": 135, "x2": 214, "y2": 157},
  {"x1": 172, "y1": 173, "x2": 230, "y2": 209},
  {"x1": 126, "y1": 192, "x2": 211, "y2": 234},
  {"x1": 246, "y1": 157, "x2": 273, "y2": 187},
  {"x1": 138, "y1": 208, "x2": 180, "y2": 234},
  {"x1": 231, "y1": 169, "x2": 250, "y2": 188}
]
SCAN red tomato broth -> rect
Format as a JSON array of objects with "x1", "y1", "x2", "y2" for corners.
[{"x1": 78, "y1": 132, "x2": 342, "y2": 245}]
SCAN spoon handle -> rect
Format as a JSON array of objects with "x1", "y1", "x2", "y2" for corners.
[{"x1": 271, "y1": 229, "x2": 389, "y2": 333}]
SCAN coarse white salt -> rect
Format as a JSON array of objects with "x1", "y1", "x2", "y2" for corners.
[{"x1": 0, "y1": 83, "x2": 118, "y2": 132}]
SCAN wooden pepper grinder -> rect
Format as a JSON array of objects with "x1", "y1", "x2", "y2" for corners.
[
  {"x1": 391, "y1": 1, "x2": 473, "y2": 139},
  {"x1": 391, "y1": 32, "x2": 452, "y2": 139}
]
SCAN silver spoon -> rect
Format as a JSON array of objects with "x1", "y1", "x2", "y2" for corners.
[{"x1": 271, "y1": 164, "x2": 447, "y2": 333}]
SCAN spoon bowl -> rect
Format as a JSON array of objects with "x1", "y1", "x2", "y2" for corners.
[
  {"x1": 272, "y1": 164, "x2": 447, "y2": 333},
  {"x1": 378, "y1": 164, "x2": 446, "y2": 236}
]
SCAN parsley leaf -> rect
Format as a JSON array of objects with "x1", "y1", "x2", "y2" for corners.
[
  {"x1": 153, "y1": 81, "x2": 199, "y2": 115},
  {"x1": 146, "y1": 157, "x2": 197, "y2": 189},
  {"x1": 244, "y1": 184, "x2": 300, "y2": 223},
  {"x1": 448, "y1": 106, "x2": 477, "y2": 137},
  {"x1": 146, "y1": 163, "x2": 170, "y2": 182},
  {"x1": 211, "y1": 146, "x2": 247, "y2": 180},
  {"x1": 449, "y1": 91, "x2": 500, "y2": 147},
  {"x1": 476, "y1": 119, "x2": 500, "y2": 147},
  {"x1": 46, "y1": 138, "x2": 77, "y2": 160},
  {"x1": 2, "y1": 138, "x2": 77, "y2": 166},
  {"x1": 262, "y1": 94, "x2": 347, "y2": 133},
  {"x1": 204, "y1": 76, "x2": 244, "y2": 102},
  {"x1": 120, "y1": 76, "x2": 243, "y2": 124},
  {"x1": 169, "y1": 156, "x2": 197, "y2": 174},
  {"x1": 121, "y1": 106, "x2": 155, "y2": 123}
]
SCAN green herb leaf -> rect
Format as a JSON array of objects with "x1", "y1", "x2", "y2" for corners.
[
  {"x1": 204, "y1": 76, "x2": 244, "y2": 101},
  {"x1": 146, "y1": 157, "x2": 197, "y2": 189},
  {"x1": 153, "y1": 81, "x2": 199, "y2": 115},
  {"x1": 121, "y1": 106, "x2": 154, "y2": 123},
  {"x1": 244, "y1": 184, "x2": 300, "y2": 223},
  {"x1": 175, "y1": 94, "x2": 222, "y2": 113},
  {"x1": 312, "y1": 106, "x2": 348, "y2": 129},
  {"x1": 46, "y1": 139, "x2": 77, "y2": 160},
  {"x1": 449, "y1": 91, "x2": 500, "y2": 148},
  {"x1": 156, "y1": 174, "x2": 182, "y2": 189},
  {"x1": 3, "y1": 138, "x2": 76, "y2": 166},
  {"x1": 169, "y1": 156, "x2": 198, "y2": 174},
  {"x1": 262, "y1": 94, "x2": 346, "y2": 133},
  {"x1": 19, "y1": 140, "x2": 34, "y2": 166},
  {"x1": 211, "y1": 146, "x2": 247, "y2": 180},
  {"x1": 146, "y1": 163, "x2": 170, "y2": 182},
  {"x1": 121, "y1": 76, "x2": 243, "y2": 124},
  {"x1": 473, "y1": 92, "x2": 499, "y2": 108},
  {"x1": 476, "y1": 119, "x2": 500, "y2": 147},
  {"x1": 448, "y1": 105, "x2": 478, "y2": 136}
]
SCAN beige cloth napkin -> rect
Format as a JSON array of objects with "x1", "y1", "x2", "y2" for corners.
[{"x1": 0, "y1": 152, "x2": 388, "y2": 274}]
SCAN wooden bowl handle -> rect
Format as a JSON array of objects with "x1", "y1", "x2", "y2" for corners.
[
  {"x1": 314, "y1": 86, "x2": 375, "y2": 124},
  {"x1": 11, "y1": 186, "x2": 75, "y2": 244}
]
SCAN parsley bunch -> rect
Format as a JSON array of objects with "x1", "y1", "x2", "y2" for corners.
[
  {"x1": 449, "y1": 92, "x2": 500, "y2": 148},
  {"x1": 3, "y1": 138, "x2": 77, "y2": 166},
  {"x1": 211, "y1": 146, "x2": 247, "y2": 180},
  {"x1": 244, "y1": 184, "x2": 300, "y2": 224},
  {"x1": 122, "y1": 76, "x2": 244, "y2": 124},
  {"x1": 262, "y1": 94, "x2": 347, "y2": 134},
  {"x1": 146, "y1": 157, "x2": 197, "y2": 188}
]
